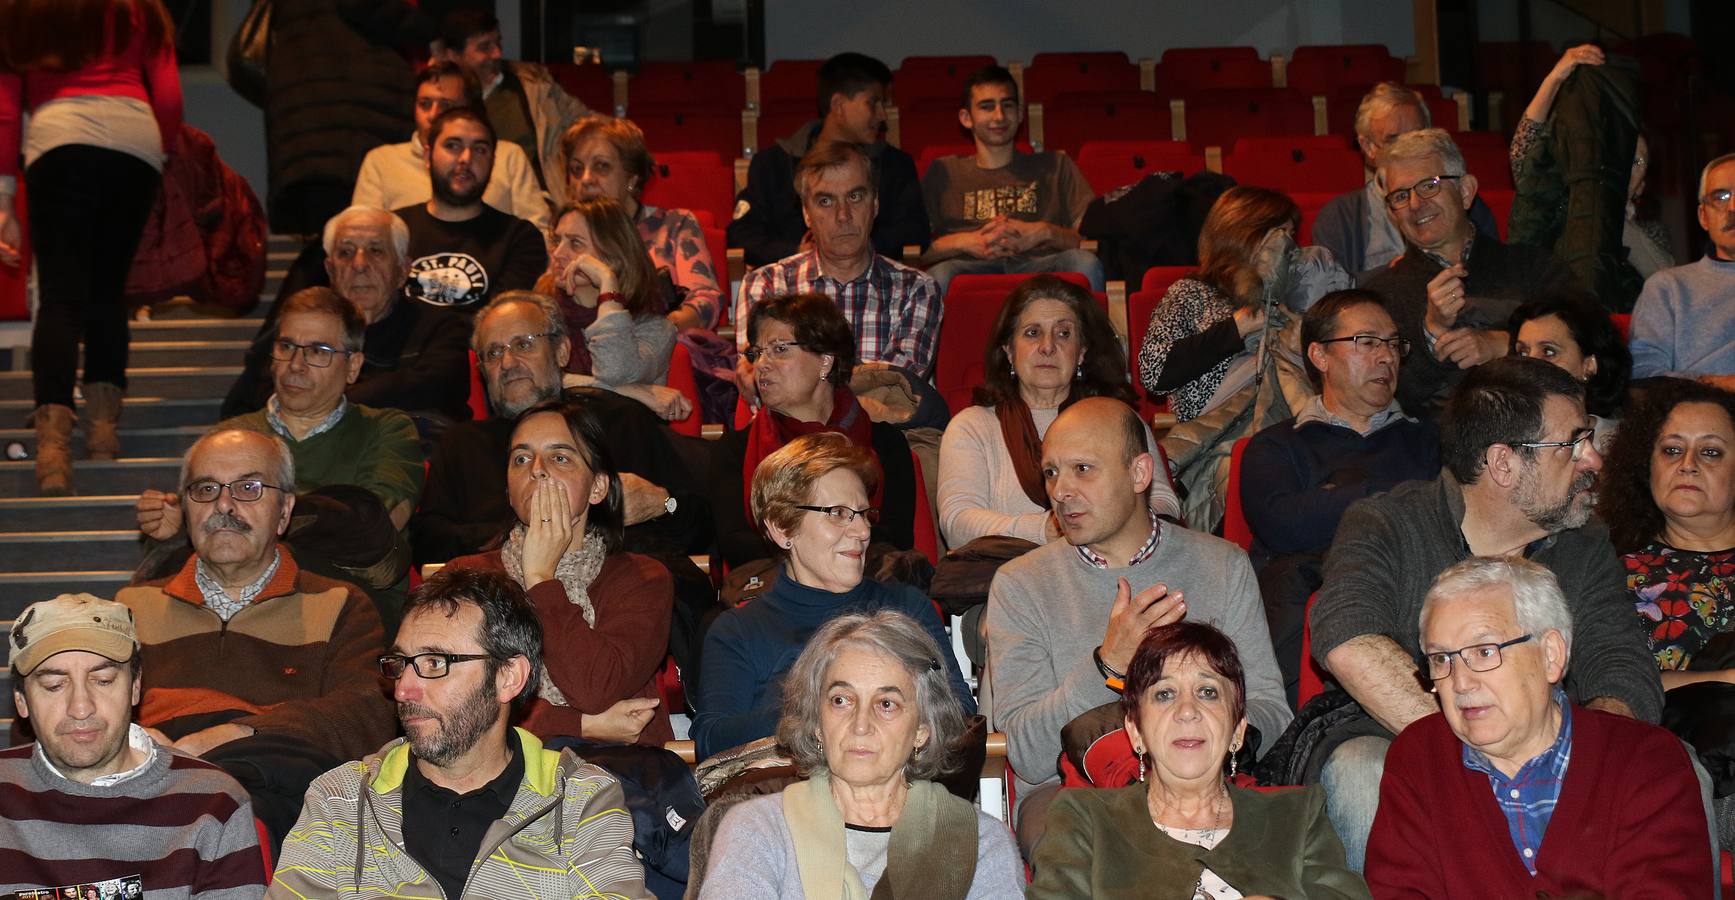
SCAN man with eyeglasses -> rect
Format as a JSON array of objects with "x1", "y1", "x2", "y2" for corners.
[
  {"x1": 271, "y1": 567, "x2": 649, "y2": 898},
  {"x1": 1631, "y1": 153, "x2": 1735, "y2": 387},
  {"x1": 1303, "y1": 356, "x2": 1661, "y2": 872},
  {"x1": 1361, "y1": 128, "x2": 1578, "y2": 421},
  {"x1": 116, "y1": 426, "x2": 396, "y2": 852},
  {"x1": 1240, "y1": 289, "x2": 1441, "y2": 707},
  {"x1": 1365, "y1": 556, "x2": 1710, "y2": 894}
]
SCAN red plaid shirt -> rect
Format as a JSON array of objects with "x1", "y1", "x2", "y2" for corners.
[{"x1": 735, "y1": 250, "x2": 943, "y2": 380}]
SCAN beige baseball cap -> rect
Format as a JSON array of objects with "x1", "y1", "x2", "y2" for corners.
[{"x1": 7, "y1": 593, "x2": 137, "y2": 676}]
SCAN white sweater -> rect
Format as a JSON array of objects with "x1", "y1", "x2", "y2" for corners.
[{"x1": 937, "y1": 403, "x2": 1182, "y2": 547}]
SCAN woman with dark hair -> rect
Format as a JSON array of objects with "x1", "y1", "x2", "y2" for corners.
[
  {"x1": 1509, "y1": 290, "x2": 1631, "y2": 450},
  {"x1": 0, "y1": 0, "x2": 180, "y2": 494},
  {"x1": 1137, "y1": 185, "x2": 1351, "y2": 422},
  {"x1": 448, "y1": 397, "x2": 675, "y2": 746},
  {"x1": 938, "y1": 274, "x2": 1179, "y2": 546},
  {"x1": 536, "y1": 197, "x2": 680, "y2": 391},
  {"x1": 708, "y1": 293, "x2": 916, "y2": 567},
  {"x1": 1029, "y1": 622, "x2": 1367, "y2": 898},
  {"x1": 561, "y1": 114, "x2": 722, "y2": 331}
]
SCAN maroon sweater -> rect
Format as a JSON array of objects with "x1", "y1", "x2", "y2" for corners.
[
  {"x1": 1366, "y1": 706, "x2": 1711, "y2": 898},
  {"x1": 448, "y1": 549, "x2": 674, "y2": 746}
]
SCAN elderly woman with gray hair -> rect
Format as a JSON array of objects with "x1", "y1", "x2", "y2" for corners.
[{"x1": 696, "y1": 610, "x2": 1025, "y2": 899}]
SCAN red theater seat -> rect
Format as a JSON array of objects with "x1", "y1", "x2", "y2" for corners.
[
  {"x1": 936, "y1": 272, "x2": 1096, "y2": 414},
  {"x1": 626, "y1": 61, "x2": 745, "y2": 114},
  {"x1": 895, "y1": 97, "x2": 974, "y2": 156},
  {"x1": 546, "y1": 63, "x2": 615, "y2": 113},
  {"x1": 1155, "y1": 46, "x2": 1270, "y2": 98},
  {"x1": 1075, "y1": 140, "x2": 1206, "y2": 194},
  {"x1": 1285, "y1": 44, "x2": 1405, "y2": 96},
  {"x1": 1043, "y1": 90, "x2": 1169, "y2": 157},
  {"x1": 1455, "y1": 130, "x2": 1516, "y2": 191},
  {"x1": 757, "y1": 58, "x2": 826, "y2": 109},
  {"x1": 642, "y1": 150, "x2": 735, "y2": 228},
  {"x1": 1222, "y1": 139, "x2": 1365, "y2": 194},
  {"x1": 632, "y1": 108, "x2": 743, "y2": 162},
  {"x1": 1022, "y1": 51, "x2": 1141, "y2": 108},
  {"x1": 894, "y1": 56, "x2": 998, "y2": 105},
  {"x1": 1182, "y1": 88, "x2": 1313, "y2": 152}
]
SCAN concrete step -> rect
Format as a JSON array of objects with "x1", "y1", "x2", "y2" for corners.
[
  {"x1": 0, "y1": 571, "x2": 132, "y2": 620},
  {"x1": 0, "y1": 425, "x2": 205, "y2": 459},
  {"x1": 0, "y1": 367, "x2": 240, "y2": 402},
  {"x1": 0, "y1": 496, "x2": 145, "y2": 531},
  {"x1": 0, "y1": 530, "x2": 143, "y2": 573},
  {"x1": 0, "y1": 397, "x2": 223, "y2": 430},
  {"x1": 0, "y1": 457, "x2": 178, "y2": 495},
  {"x1": 121, "y1": 340, "x2": 252, "y2": 369},
  {"x1": 130, "y1": 317, "x2": 266, "y2": 343}
]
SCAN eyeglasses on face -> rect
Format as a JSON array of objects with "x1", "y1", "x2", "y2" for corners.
[
  {"x1": 1515, "y1": 427, "x2": 1596, "y2": 461},
  {"x1": 1702, "y1": 188, "x2": 1735, "y2": 209},
  {"x1": 1384, "y1": 174, "x2": 1463, "y2": 210},
  {"x1": 795, "y1": 504, "x2": 881, "y2": 526},
  {"x1": 1314, "y1": 334, "x2": 1412, "y2": 358},
  {"x1": 1424, "y1": 634, "x2": 1533, "y2": 680},
  {"x1": 379, "y1": 652, "x2": 496, "y2": 680},
  {"x1": 479, "y1": 332, "x2": 557, "y2": 365},
  {"x1": 183, "y1": 479, "x2": 285, "y2": 503},
  {"x1": 743, "y1": 340, "x2": 810, "y2": 364},
  {"x1": 271, "y1": 339, "x2": 353, "y2": 368}
]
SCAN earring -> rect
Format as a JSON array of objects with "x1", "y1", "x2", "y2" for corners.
[
  {"x1": 1009, "y1": 362, "x2": 1017, "y2": 379},
  {"x1": 814, "y1": 734, "x2": 823, "y2": 752},
  {"x1": 1135, "y1": 747, "x2": 1146, "y2": 783},
  {"x1": 1229, "y1": 754, "x2": 1237, "y2": 779},
  {"x1": 1075, "y1": 361, "x2": 1083, "y2": 379}
]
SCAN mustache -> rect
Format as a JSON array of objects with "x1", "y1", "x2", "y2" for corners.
[
  {"x1": 398, "y1": 702, "x2": 441, "y2": 722},
  {"x1": 202, "y1": 511, "x2": 252, "y2": 534}
]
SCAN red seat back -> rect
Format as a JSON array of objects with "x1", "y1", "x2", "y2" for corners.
[
  {"x1": 642, "y1": 150, "x2": 735, "y2": 228},
  {"x1": 1292, "y1": 191, "x2": 1338, "y2": 246},
  {"x1": 1022, "y1": 52, "x2": 1140, "y2": 108},
  {"x1": 893, "y1": 56, "x2": 998, "y2": 105},
  {"x1": 1156, "y1": 47, "x2": 1269, "y2": 98},
  {"x1": 1480, "y1": 188, "x2": 1515, "y2": 240},
  {"x1": 1182, "y1": 88, "x2": 1314, "y2": 152},
  {"x1": 1075, "y1": 140, "x2": 1206, "y2": 194},
  {"x1": 257, "y1": 817, "x2": 274, "y2": 883},
  {"x1": 1223, "y1": 437, "x2": 1253, "y2": 551},
  {"x1": 627, "y1": 61, "x2": 745, "y2": 114},
  {"x1": 0, "y1": 181, "x2": 27, "y2": 321},
  {"x1": 1221, "y1": 142, "x2": 1366, "y2": 194},
  {"x1": 1043, "y1": 90, "x2": 1169, "y2": 157},
  {"x1": 1299, "y1": 592, "x2": 1328, "y2": 708},
  {"x1": 467, "y1": 350, "x2": 489, "y2": 420},
  {"x1": 895, "y1": 97, "x2": 973, "y2": 156},
  {"x1": 1455, "y1": 130, "x2": 1516, "y2": 191},
  {"x1": 935, "y1": 272, "x2": 1094, "y2": 415},
  {"x1": 1285, "y1": 45, "x2": 1405, "y2": 96},
  {"x1": 631, "y1": 108, "x2": 743, "y2": 161},
  {"x1": 910, "y1": 450, "x2": 939, "y2": 565},
  {"x1": 1611, "y1": 313, "x2": 1632, "y2": 343},
  {"x1": 546, "y1": 63, "x2": 615, "y2": 112},
  {"x1": 666, "y1": 342, "x2": 702, "y2": 437},
  {"x1": 758, "y1": 59, "x2": 826, "y2": 109}
]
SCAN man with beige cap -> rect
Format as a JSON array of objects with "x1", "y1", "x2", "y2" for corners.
[{"x1": 3, "y1": 593, "x2": 267, "y2": 898}]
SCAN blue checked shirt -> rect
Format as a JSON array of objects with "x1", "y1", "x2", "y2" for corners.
[
  {"x1": 1462, "y1": 687, "x2": 1573, "y2": 875},
  {"x1": 735, "y1": 250, "x2": 943, "y2": 380}
]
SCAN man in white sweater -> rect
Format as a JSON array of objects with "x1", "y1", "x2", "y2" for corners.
[{"x1": 985, "y1": 397, "x2": 1291, "y2": 854}]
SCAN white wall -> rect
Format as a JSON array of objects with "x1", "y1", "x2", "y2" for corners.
[{"x1": 762, "y1": 0, "x2": 1414, "y2": 67}]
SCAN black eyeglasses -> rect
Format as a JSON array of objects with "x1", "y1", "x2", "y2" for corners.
[
  {"x1": 1384, "y1": 174, "x2": 1463, "y2": 210},
  {"x1": 795, "y1": 504, "x2": 881, "y2": 526},
  {"x1": 1515, "y1": 427, "x2": 1596, "y2": 461},
  {"x1": 1424, "y1": 634, "x2": 1533, "y2": 680},
  {"x1": 743, "y1": 340, "x2": 811, "y2": 364},
  {"x1": 272, "y1": 338, "x2": 354, "y2": 368},
  {"x1": 379, "y1": 653, "x2": 497, "y2": 680},
  {"x1": 479, "y1": 332, "x2": 557, "y2": 366},
  {"x1": 183, "y1": 479, "x2": 286, "y2": 503},
  {"x1": 1314, "y1": 334, "x2": 1412, "y2": 358}
]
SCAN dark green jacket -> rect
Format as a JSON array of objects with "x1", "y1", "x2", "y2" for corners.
[{"x1": 1028, "y1": 783, "x2": 1370, "y2": 899}]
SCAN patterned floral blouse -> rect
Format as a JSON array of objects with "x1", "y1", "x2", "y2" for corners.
[
  {"x1": 638, "y1": 203, "x2": 723, "y2": 329},
  {"x1": 1136, "y1": 277, "x2": 1239, "y2": 422},
  {"x1": 1625, "y1": 541, "x2": 1735, "y2": 670}
]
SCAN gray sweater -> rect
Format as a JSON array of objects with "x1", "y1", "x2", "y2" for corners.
[
  {"x1": 585, "y1": 305, "x2": 678, "y2": 387},
  {"x1": 986, "y1": 524, "x2": 1292, "y2": 802},
  {"x1": 1630, "y1": 254, "x2": 1735, "y2": 379},
  {"x1": 1311, "y1": 474, "x2": 1664, "y2": 724}
]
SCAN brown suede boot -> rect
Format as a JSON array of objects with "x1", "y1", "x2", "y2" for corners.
[
  {"x1": 82, "y1": 381, "x2": 124, "y2": 460},
  {"x1": 33, "y1": 403, "x2": 75, "y2": 496}
]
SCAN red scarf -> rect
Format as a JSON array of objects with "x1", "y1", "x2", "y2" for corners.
[
  {"x1": 742, "y1": 384, "x2": 881, "y2": 519},
  {"x1": 995, "y1": 392, "x2": 1075, "y2": 509}
]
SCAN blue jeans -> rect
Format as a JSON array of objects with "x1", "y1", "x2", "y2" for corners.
[
  {"x1": 1319, "y1": 734, "x2": 1389, "y2": 874},
  {"x1": 925, "y1": 248, "x2": 1106, "y2": 296}
]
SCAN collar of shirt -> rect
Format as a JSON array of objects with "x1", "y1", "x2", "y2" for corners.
[
  {"x1": 1420, "y1": 229, "x2": 1476, "y2": 270},
  {"x1": 1076, "y1": 508, "x2": 1163, "y2": 569},
  {"x1": 39, "y1": 723, "x2": 159, "y2": 787},
  {"x1": 1461, "y1": 688, "x2": 1573, "y2": 874},
  {"x1": 1293, "y1": 395, "x2": 1415, "y2": 435},
  {"x1": 799, "y1": 248, "x2": 882, "y2": 288},
  {"x1": 195, "y1": 547, "x2": 282, "y2": 621},
  {"x1": 481, "y1": 71, "x2": 506, "y2": 99},
  {"x1": 266, "y1": 394, "x2": 348, "y2": 442}
]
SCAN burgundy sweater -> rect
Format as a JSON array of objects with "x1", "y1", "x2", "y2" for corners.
[{"x1": 1366, "y1": 706, "x2": 1710, "y2": 898}]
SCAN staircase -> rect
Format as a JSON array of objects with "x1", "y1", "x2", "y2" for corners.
[{"x1": 0, "y1": 236, "x2": 299, "y2": 732}]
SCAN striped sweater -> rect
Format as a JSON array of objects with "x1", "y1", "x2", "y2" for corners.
[{"x1": 0, "y1": 739, "x2": 266, "y2": 898}]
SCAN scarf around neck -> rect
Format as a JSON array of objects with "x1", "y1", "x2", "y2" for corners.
[
  {"x1": 782, "y1": 769, "x2": 978, "y2": 900},
  {"x1": 742, "y1": 384, "x2": 881, "y2": 519},
  {"x1": 499, "y1": 522, "x2": 608, "y2": 706},
  {"x1": 994, "y1": 392, "x2": 1075, "y2": 509}
]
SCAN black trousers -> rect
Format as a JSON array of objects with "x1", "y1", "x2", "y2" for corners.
[{"x1": 26, "y1": 144, "x2": 160, "y2": 407}]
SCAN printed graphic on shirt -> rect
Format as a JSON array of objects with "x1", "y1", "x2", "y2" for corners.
[
  {"x1": 962, "y1": 181, "x2": 1040, "y2": 222},
  {"x1": 406, "y1": 253, "x2": 490, "y2": 307},
  {"x1": 9, "y1": 875, "x2": 143, "y2": 900}
]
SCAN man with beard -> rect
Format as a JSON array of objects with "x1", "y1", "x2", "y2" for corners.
[
  {"x1": 396, "y1": 107, "x2": 547, "y2": 311},
  {"x1": 2, "y1": 594, "x2": 267, "y2": 897},
  {"x1": 117, "y1": 427, "x2": 396, "y2": 851},
  {"x1": 1305, "y1": 355, "x2": 1663, "y2": 871},
  {"x1": 985, "y1": 396, "x2": 1291, "y2": 855},
  {"x1": 1631, "y1": 154, "x2": 1735, "y2": 385},
  {"x1": 270, "y1": 568, "x2": 649, "y2": 898}
]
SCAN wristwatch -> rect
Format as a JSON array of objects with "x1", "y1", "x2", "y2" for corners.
[{"x1": 662, "y1": 495, "x2": 678, "y2": 517}]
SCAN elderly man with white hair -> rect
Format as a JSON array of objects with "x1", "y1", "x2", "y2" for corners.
[
  {"x1": 1360, "y1": 127, "x2": 1579, "y2": 420},
  {"x1": 1364, "y1": 556, "x2": 1711, "y2": 896},
  {"x1": 1312, "y1": 83, "x2": 1501, "y2": 281},
  {"x1": 1630, "y1": 152, "x2": 1735, "y2": 387},
  {"x1": 223, "y1": 205, "x2": 472, "y2": 426}
]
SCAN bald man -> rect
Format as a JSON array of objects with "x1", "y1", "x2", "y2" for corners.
[{"x1": 986, "y1": 397, "x2": 1291, "y2": 852}]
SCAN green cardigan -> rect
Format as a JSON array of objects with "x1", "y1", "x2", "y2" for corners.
[{"x1": 1027, "y1": 784, "x2": 1370, "y2": 899}]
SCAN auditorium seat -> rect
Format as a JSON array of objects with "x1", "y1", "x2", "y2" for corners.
[
  {"x1": 631, "y1": 108, "x2": 744, "y2": 162},
  {"x1": 1154, "y1": 46, "x2": 1270, "y2": 98},
  {"x1": 1284, "y1": 44, "x2": 1405, "y2": 96},
  {"x1": 1042, "y1": 90, "x2": 1168, "y2": 157},
  {"x1": 894, "y1": 55, "x2": 998, "y2": 105},
  {"x1": 624, "y1": 61, "x2": 745, "y2": 114},
  {"x1": 1480, "y1": 188, "x2": 1515, "y2": 239},
  {"x1": 894, "y1": 97, "x2": 976, "y2": 156},
  {"x1": 546, "y1": 63, "x2": 616, "y2": 114},
  {"x1": 1021, "y1": 51, "x2": 1141, "y2": 108},
  {"x1": 642, "y1": 150, "x2": 735, "y2": 228},
  {"x1": 1292, "y1": 191, "x2": 1338, "y2": 246},
  {"x1": 935, "y1": 272, "x2": 1096, "y2": 414},
  {"x1": 1455, "y1": 130, "x2": 1516, "y2": 191},
  {"x1": 755, "y1": 58, "x2": 826, "y2": 110},
  {"x1": 1075, "y1": 140, "x2": 1206, "y2": 194},
  {"x1": 1181, "y1": 87, "x2": 1314, "y2": 151},
  {"x1": 1221, "y1": 137, "x2": 1365, "y2": 194}
]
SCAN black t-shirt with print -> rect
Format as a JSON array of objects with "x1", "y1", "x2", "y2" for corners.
[{"x1": 395, "y1": 203, "x2": 548, "y2": 311}]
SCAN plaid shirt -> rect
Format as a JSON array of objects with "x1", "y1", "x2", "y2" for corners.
[
  {"x1": 1462, "y1": 687, "x2": 1573, "y2": 875},
  {"x1": 1076, "y1": 509, "x2": 1163, "y2": 569},
  {"x1": 735, "y1": 250, "x2": 943, "y2": 380}
]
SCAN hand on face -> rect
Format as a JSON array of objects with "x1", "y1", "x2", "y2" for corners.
[
  {"x1": 521, "y1": 477, "x2": 576, "y2": 585},
  {"x1": 563, "y1": 253, "x2": 619, "y2": 302}
]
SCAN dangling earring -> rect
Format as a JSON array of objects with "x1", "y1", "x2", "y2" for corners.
[
  {"x1": 1009, "y1": 362, "x2": 1017, "y2": 379},
  {"x1": 1075, "y1": 361, "x2": 1084, "y2": 379},
  {"x1": 1135, "y1": 747, "x2": 1146, "y2": 783},
  {"x1": 1229, "y1": 754, "x2": 1237, "y2": 779}
]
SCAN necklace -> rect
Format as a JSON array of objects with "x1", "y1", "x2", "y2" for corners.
[{"x1": 1149, "y1": 786, "x2": 1231, "y2": 846}]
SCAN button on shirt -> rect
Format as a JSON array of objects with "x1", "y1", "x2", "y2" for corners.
[
  {"x1": 1076, "y1": 509, "x2": 1163, "y2": 569},
  {"x1": 194, "y1": 547, "x2": 281, "y2": 622},
  {"x1": 402, "y1": 737, "x2": 525, "y2": 899},
  {"x1": 736, "y1": 250, "x2": 943, "y2": 380},
  {"x1": 1462, "y1": 687, "x2": 1573, "y2": 875}
]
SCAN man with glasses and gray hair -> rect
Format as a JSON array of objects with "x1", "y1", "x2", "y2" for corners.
[
  {"x1": 1304, "y1": 355, "x2": 1662, "y2": 872},
  {"x1": 1362, "y1": 128, "x2": 1578, "y2": 420},
  {"x1": 1631, "y1": 153, "x2": 1735, "y2": 387},
  {"x1": 116, "y1": 425, "x2": 396, "y2": 851},
  {"x1": 1364, "y1": 556, "x2": 1711, "y2": 895}
]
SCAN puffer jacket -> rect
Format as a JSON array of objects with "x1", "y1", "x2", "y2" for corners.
[{"x1": 268, "y1": 728, "x2": 652, "y2": 899}]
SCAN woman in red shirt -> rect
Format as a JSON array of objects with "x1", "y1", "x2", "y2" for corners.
[{"x1": 0, "y1": 0, "x2": 181, "y2": 495}]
